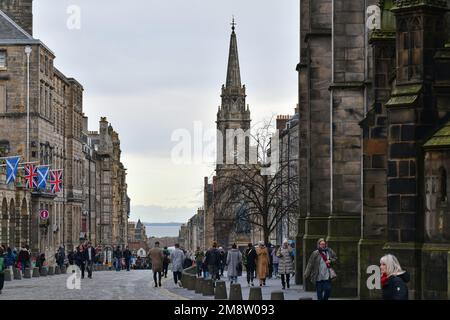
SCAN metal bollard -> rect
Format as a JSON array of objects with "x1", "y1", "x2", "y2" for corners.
[
  {"x1": 215, "y1": 281, "x2": 228, "y2": 300},
  {"x1": 229, "y1": 283, "x2": 243, "y2": 300},
  {"x1": 249, "y1": 287, "x2": 263, "y2": 300},
  {"x1": 271, "y1": 291, "x2": 285, "y2": 300}
]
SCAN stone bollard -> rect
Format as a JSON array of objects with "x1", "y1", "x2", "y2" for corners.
[
  {"x1": 48, "y1": 266, "x2": 55, "y2": 276},
  {"x1": 32, "y1": 267, "x2": 40, "y2": 278},
  {"x1": 4, "y1": 268, "x2": 13, "y2": 281},
  {"x1": 215, "y1": 281, "x2": 228, "y2": 300},
  {"x1": 187, "y1": 275, "x2": 196, "y2": 291},
  {"x1": 55, "y1": 266, "x2": 61, "y2": 275},
  {"x1": 271, "y1": 291, "x2": 285, "y2": 300},
  {"x1": 24, "y1": 268, "x2": 32, "y2": 278},
  {"x1": 40, "y1": 267, "x2": 48, "y2": 277},
  {"x1": 195, "y1": 277, "x2": 204, "y2": 294},
  {"x1": 60, "y1": 265, "x2": 67, "y2": 274},
  {"x1": 249, "y1": 287, "x2": 263, "y2": 300},
  {"x1": 13, "y1": 268, "x2": 22, "y2": 280},
  {"x1": 202, "y1": 279, "x2": 215, "y2": 296},
  {"x1": 229, "y1": 283, "x2": 243, "y2": 300}
]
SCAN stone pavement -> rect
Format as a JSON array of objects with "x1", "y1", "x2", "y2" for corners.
[
  {"x1": 0, "y1": 269, "x2": 348, "y2": 300},
  {"x1": 0, "y1": 269, "x2": 188, "y2": 300},
  {"x1": 165, "y1": 271, "x2": 318, "y2": 300}
]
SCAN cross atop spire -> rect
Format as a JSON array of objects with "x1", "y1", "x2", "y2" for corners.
[{"x1": 226, "y1": 17, "x2": 241, "y2": 89}]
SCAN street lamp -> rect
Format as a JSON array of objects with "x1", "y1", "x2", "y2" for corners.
[{"x1": 25, "y1": 46, "x2": 32, "y2": 162}]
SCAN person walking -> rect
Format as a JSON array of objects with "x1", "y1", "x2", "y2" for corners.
[
  {"x1": 56, "y1": 246, "x2": 65, "y2": 270},
  {"x1": 304, "y1": 238, "x2": 337, "y2": 300},
  {"x1": 17, "y1": 245, "x2": 30, "y2": 273},
  {"x1": 194, "y1": 247, "x2": 204, "y2": 277},
  {"x1": 123, "y1": 246, "x2": 132, "y2": 272},
  {"x1": 149, "y1": 242, "x2": 164, "y2": 287},
  {"x1": 75, "y1": 245, "x2": 86, "y2": 279},
  {"x1": 68, "y1": 249, "x2": 75, "y2": 266},
  {"x1": 170, "y1": 243, "x2": 185, "y2": 287},
  {"x1": 5, "y1": 247, "x2": 16, "y2": 270},
  {"x1": 162, "y1": 247, "x2": 170, "y2": 278},
  {"x1": 36, "y1": 253, "x2": 46, "y2": 273},
  {"x1": 219, "y1": 248, "x2": 226, "y2": 277},
  {"x1": 84, "y1": 242, "x2": 96, "y2": 279},
  {"x1": 113, "y1": 246, "x2": 122, "y2": 272},
  {"x1": 204, "y1": 242, "x2": 221, "y2": 281},
  {"x1": 380, "y1": 254, "x2": 410, "y2": 300},
  {"x1": 268, "y1": 244, "x2": 273, "y2": 279},
  {"x1": 0, "y1": 246, "x2": 5, "y2": 295},
  {"x1": 255, "y1": 241, "x2": 269, "y2": 286},
  {"x1": 277, "y1": 240, "x2": 294, "y2": 290},
  {"x1": 272, "y1": 245, "x2": 280, "y2": 278},
  {"x1": 244, "y1": 243, "x2": 257, "y2": 286},
  {"x1": 226, "y1": 243, "x2": 242, "y2": 284}
]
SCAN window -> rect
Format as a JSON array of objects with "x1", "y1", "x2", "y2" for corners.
[{"x1": 0, "y1": 51, "x2": 6, "y2": 68}]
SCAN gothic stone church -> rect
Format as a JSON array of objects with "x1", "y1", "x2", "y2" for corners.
[
  {"x1": 297, "y1": 0, "x2": 450, "y2": 299},
  {"x1": 203, "y1": 23, "x2": 264, "y2": 249}
]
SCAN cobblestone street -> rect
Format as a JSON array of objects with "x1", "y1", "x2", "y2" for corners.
[
  {"x1": 0, "y1": 269, "x2": 322, "y2": 300},
  {"x1": 0, "y1": 270, "x2": 189, "y2": 300}
]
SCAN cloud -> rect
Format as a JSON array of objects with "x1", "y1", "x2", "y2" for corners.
[{"x1": 130, "y1": 204, "x2": 198, "y2": 224}]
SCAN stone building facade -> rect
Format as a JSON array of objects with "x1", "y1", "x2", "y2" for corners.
[
  {"x1": 127, "y1": 219, "x2": 148, "y2": 252},
  {"x1": 275, "y1": 110, "x2": 300, "y2": 244},
  {"x1": 297, "y1": 0, "x2": 450, "y2": 299},
  {"x1": 0, "y1": 1, "x2": 130, "y2": 261}
]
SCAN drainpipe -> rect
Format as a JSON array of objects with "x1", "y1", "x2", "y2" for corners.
[{"x1": 330, "y1": 0, "x2": 335, "y2": 216}]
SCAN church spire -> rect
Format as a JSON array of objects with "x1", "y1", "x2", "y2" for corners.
[{"x1": 226, "y1": 17, "x2": 242, "y2": 89}]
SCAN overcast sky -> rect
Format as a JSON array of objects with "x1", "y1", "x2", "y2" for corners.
[{"x1": 33, "y1": 0, "x2": 299, "y2": 223}]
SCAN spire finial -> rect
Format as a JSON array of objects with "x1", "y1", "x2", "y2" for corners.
[{"x1": 231, "y1": 16, "x2": 236, "y2": 32}]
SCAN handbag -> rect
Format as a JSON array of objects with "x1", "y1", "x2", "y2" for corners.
[
  {"x1": 329, "y1": 267, "x2": 337, "y2": 280},
  {"x1": 236, "y1": 262, "x2": 243, "y2": 273}
]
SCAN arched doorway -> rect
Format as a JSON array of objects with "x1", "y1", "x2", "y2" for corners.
[
  {"x1": 1, "y1": 198, "x2": 8, "y2": 247},
  {"x1": 9, "y1": 199, "x2": 15, "y2": 248},
  {"x1": 20, "y1": 198, "x2": 29, "y2": 247}
]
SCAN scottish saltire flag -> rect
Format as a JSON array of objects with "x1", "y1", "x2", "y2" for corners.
[
  {"x1": 6, "y1": 156, "x2": 20, "y2": 184},
  {"x1": 36, "y1": 166, "x2": 49, "y2": 190},
  {"x1": 50, "y1": 170, "x2": 63, "y2": 193},
  {"x1": 24, "y1": 164, "x2": 38, "y2": 189}
]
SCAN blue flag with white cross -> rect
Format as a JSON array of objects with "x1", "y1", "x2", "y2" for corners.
[
  {"x1": 6, "y1": 156, "x2": 20, "y2": 185},
  {"x1": 37, "y1": 166, "x2": 49, "y2": 190}
]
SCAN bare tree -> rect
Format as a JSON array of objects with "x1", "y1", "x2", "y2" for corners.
[{"x1": 213, "y1": 119, "x2": 299, "y2": 244}]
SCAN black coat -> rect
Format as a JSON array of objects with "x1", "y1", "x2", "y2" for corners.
[
  {"x1": 74, "y1": 251, "x2": 86, "y2": 266},
  {"x1": 84, "y1": 247, "x2": 96, "y2": 263},
  {"x1": 245, "y1": 247, "x2": 257, "y2": 270},
  {"x1": 382, "y1": 272, "x2": 410, "y2": 300},
  {"x1": 205, "y1": 248, "x2": 220, "y2": 267},
  {"x1": 123, "y1": 249, "x2": 132, "y2": 260}
]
